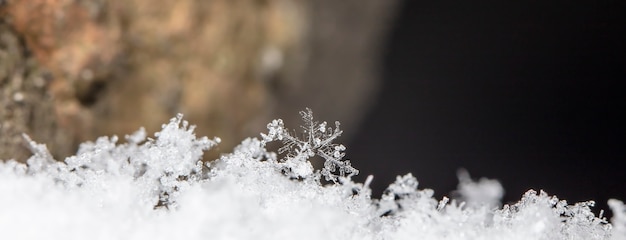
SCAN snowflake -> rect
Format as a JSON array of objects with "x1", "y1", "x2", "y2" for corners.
[{"x1": 260, "y1": 108, "x2": 358, "y2": 182}]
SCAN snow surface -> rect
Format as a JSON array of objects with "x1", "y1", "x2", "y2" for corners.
[{"x1": 1, "y1": 110, "x2": 624, "y2": 240}]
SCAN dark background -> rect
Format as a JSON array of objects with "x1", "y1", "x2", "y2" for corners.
[{"x1": 348, "y1": 0, "x2": 626, "y2": 215}]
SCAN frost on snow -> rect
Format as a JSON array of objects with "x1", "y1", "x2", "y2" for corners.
[{"x1": 0, "y1": 110, "x2": 624, "y2": 240}]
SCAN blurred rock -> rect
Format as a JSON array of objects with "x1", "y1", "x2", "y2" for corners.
[
  {"x1": 0, "y1": 23, "x2": 71, "y2": 161},
  {"x1": 0, "y1": 0, "x2": 397, "y2": 162}
]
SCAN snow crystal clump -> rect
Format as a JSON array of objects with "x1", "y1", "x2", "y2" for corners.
[
  {"x1": 610, "y1": 199, "x2": 626, "y2": 240},
  {"x1": 0, "y1": 110, "x2": 623, "y2": 240},
  {"x1": 454, "y1": 169, "x2": 504, "y2": 208}
]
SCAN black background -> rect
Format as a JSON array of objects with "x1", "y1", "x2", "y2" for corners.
[{"x1": 348, "y1": 0, "x2": 626, "y2": 216}]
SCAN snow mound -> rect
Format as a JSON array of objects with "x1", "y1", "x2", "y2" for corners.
[{"x1": 0, "y1": 111, "x2": 623, "y2": 240}]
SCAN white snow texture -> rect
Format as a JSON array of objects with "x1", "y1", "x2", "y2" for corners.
[{"x1": 0, "y1": 109, "x2": 624, "y2": 240}]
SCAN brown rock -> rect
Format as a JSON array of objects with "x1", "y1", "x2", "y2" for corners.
[{"x1": 0, "y1": 0, "x2": 397, "y2": 162}]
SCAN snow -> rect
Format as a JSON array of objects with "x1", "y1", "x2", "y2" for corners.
[{"x1": 0, "y1": 110, "x2": 623, "y2": 239}]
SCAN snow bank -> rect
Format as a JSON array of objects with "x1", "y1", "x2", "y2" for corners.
[{"x1": 0, "y1": 110, "x2": 623, "y2": 239}]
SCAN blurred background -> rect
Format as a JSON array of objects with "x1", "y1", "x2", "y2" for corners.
[
  {"x1": 348, "y1": 0, "x2": 626, "y2": 216},
  {"x1": 0, "y1": 0, "x2": 397, "y2": 161},
  {"x1": 1, "y1": 0, "x2": 624, "y2": 216}
]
